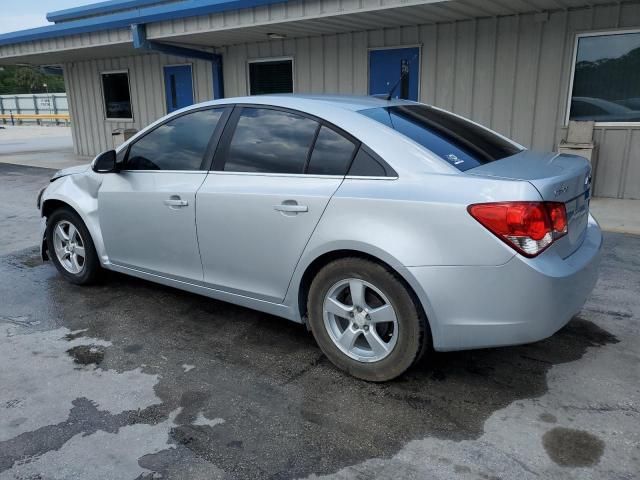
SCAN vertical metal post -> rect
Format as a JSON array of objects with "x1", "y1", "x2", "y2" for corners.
[
  {"x1": 14, "y1": 96, "x2": 20, "y2": 125},
  {"x1": 52, "y1": 95, "x2": 59, "y2": 126},
  {"x1": 10, "y1": 109, "x2": 14, "y2": 126},
  {"x1": 0, "y1": 97, "x2": 4, "y2": 125},
  {"x1": 33, "y1": 95, "x2": 40, "y2": 125}
]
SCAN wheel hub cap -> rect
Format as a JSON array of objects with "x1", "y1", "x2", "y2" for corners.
[{"x1": 353, "y1": 310, "x2": 368, "y2": 328}]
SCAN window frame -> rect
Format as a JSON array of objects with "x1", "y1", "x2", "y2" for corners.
[
  {"x1": 246, "y1": 57, "x2": 295, "y2": 96},
  {"x1": 566, "y1": 28, "x2": 640, "y2": 127},
  {"x1": 213, "y1": 104, "x2": 371, "y2": 177},
  {"x1": 119, "y1": 105, "x2": 232, "y2": 173},
  {"x1": 100, "y1": 69, "x2": 134, "y2": 122}
]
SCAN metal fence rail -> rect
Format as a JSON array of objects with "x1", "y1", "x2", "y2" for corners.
[{"x1": 0, "y1": 93, "x2": 69, "y2": 125}]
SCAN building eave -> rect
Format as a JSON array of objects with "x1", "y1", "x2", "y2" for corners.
[
  {"x1": 0, "y1": 0, "x2": 285, "y2": 46},
  {"x1": 47, "y1": 0, "x2": 174, "y2": 23}
]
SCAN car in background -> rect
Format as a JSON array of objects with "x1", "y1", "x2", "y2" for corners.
[
  {"x1": 37, "y1": 95, "x2": 602, "y2": 381},
  {"x1": 570, "y1": 96, "x2": 640, "y2": 122}
]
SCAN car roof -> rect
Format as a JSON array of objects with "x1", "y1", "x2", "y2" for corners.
[
  {"x1": 198, "y1": 94, "x2": 416, "y2": 112},
  {"x1": 131, "y1": 94, "x2": 458, "y2": 176}
]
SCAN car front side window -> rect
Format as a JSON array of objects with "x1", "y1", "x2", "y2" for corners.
[{"x1": 125, "y1": 108, "x2": 224, "y2": 171}]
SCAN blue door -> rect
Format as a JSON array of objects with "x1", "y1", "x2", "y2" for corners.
[
  {"x1": 368, "y1": 47, "x2": 420, "y2": 101},
  {"x1": 164, "y1": 65, "x2": 194, "y2": 113}
]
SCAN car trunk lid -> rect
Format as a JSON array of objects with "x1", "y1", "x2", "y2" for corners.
[{"x1": 468, "y1": 150, "x2": 592, "y2": 258}]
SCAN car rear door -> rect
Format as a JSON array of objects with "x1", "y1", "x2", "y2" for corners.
[
  {"x1": 196, "y1": 106, "x2": 358, "y2": 303},
  {"x1": 98, "y1": 107, "x2": 229, "y2": 281}
]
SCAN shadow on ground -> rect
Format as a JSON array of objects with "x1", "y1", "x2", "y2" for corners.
[{"x1": 0, "y1": 247, "x2": 619, "y2": 479}]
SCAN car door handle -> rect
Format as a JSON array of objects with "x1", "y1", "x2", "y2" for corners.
[
  {"x1": 273, "y1": 203, "x2": 308, "y2": 213},
  {"x1": 164, "y1": 198, "x2": 188, "y2": 207}
]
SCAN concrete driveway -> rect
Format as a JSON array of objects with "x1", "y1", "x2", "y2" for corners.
[
  {"x1": 0, "y1": 126, "x2": 90, "y2": 170},
  {"x1": 0, "y1": 162, "x2": 638, "y2": 480}
]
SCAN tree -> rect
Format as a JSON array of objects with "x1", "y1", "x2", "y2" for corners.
[
  {"x1": 0, "y1": 65, "x2": 66, "y2": 94},
  {"x1": 14, "y1": 67, "x2": 45, "y2": 93}
]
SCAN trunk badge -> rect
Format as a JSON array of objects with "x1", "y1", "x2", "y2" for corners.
[{"x1": 554, "y1": 184, "x2": 569, "y2": 197}]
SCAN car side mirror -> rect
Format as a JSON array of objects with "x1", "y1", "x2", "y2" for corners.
[{"x1": 91, "y1": 150, "x2": 118, "y2": 173}]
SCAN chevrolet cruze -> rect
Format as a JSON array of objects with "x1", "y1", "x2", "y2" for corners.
[{"x1": 37, "y1": 95, "x2": 602, "y2": 381}]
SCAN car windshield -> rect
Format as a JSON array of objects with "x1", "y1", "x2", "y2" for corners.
[{"x1": 359, "y1": 105, "x2": 523, "y2": 171}]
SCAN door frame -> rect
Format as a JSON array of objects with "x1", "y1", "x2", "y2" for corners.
[
  {"x1": 367, "y1": 44, "x2": 423, "y2": 101},
  {"x1": 162, "y1": 63, "x2": 195, "y2": 114}
]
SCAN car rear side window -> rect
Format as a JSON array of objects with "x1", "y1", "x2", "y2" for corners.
[
  {"x1": 125, "y1": 108, "x2": 223, "y2": 171},
  {"x1": 359, "y1": 105, "x2": 522, "y2": 172},
  {"x1": 348, "y1": 148, "x2": 388, "y2": 177},
  {"x1": 224, "y1": 108, "x2": 318, "y2": 174},
  {"x1": 306, "y1": 126, "x2": 357, "y2": 175}
]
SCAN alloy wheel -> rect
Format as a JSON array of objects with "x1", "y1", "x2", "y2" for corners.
[
  {"x1": 52, "y1": 220, "x2": 86, "y2": 275},
  {"x1": 323, "y1": 278, "x2": 399, "y2": 363}
]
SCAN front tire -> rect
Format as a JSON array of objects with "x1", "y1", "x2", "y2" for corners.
[
  {"x1": 307, "y1": 258, "x2": 428, "y2": 381},
  {"x1": 46, "y1": 207, "x2": 101, "y2": 285}
]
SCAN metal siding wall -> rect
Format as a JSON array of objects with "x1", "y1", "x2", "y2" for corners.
[
  {"x1": 626, "y1": 131, "x2": 640, "y2": 199},
  {"x1": 62, "y1": 3, "x2": 640, "y2": 198},
  {"x1": 220, "y1": 5, "x2": 639, "y2": 198},
  {"x1": 63, "y1": 52, "x2": 214, "y2": 156}
]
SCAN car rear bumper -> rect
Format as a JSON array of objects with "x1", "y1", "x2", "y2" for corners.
[{"x1": 408, "y1": 214, "x2": 603, "y2": 351}]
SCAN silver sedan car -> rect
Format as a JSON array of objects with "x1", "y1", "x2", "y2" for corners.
[{"x1": 37, "y1": 95, "x2": 602, "y2": 381}]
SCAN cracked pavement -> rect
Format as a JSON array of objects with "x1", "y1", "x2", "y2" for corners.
[{"x1": 0, "y1": 162, "x2": 638, "y2": 479}]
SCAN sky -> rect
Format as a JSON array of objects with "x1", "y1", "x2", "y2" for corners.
[{"x1": 1, "y1": 0, "x2": 93, "y2": 34}]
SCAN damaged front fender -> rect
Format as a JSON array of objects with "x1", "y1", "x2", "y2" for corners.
[{"x1": 40, "y1": 169, "x2": 108, "y2": 265}]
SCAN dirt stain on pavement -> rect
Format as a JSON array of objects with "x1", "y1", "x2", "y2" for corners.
[
  {"x1": 542, "y1": 427, "x2": 605, "y2": 467},
  {"x1": 538, "y1": 412, "x2": 557, "y2": 424},
  {"x1": 66, "y1": 345, "x2": 105, "y2": 366}
]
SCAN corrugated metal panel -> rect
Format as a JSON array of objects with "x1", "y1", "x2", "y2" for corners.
[
  {"x1": 64, "y1": 3, "x2": 640, "y2": 198},
  {"x1": 218, "y1": 4, "x2": 639, "y2": 198},
  {"x1": 63, "y1": 51, "x2": 214, "y2": 156}
]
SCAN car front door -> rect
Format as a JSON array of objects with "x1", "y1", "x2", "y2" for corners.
[
  {"x1": 196, "y1": 106, "x2": 358, "y2": 302},
  {"x1": 98, "y1": 107, "x2": 229, "y2": 281}
]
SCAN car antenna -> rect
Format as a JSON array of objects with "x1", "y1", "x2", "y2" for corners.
[
  {"x1": 384, "y1": 70, "x2": 408, "y2": 101},
  {"x1": 376, "y1": 53, "x2": 419, "y2": 101}
]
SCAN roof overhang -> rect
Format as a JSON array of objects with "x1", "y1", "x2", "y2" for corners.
[{"x1": 0, "y1": 0, "x2": 626, "y2": 66}]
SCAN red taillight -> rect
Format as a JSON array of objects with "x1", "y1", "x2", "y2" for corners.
[{"x1": 468, "y1": 202, "x2": 568, "y2": 257}]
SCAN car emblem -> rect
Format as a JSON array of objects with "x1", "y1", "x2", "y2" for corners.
[
  {"x1": 554, "y1": 184, "x2": 569, "y2": 197},
  {"x1": 585, "y1": 175, "x2": 592, "y2": 187},
  {"x1": 447, "y1": 153, "x2": 464, "y2": 165}
]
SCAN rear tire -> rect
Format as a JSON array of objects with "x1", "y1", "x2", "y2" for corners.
[
  {"x1": 46, "y1": 207, "x2": 101, "y2": 285},
  {"x1": 307, "y1": 257, "x2": 428, "y2": 381}
]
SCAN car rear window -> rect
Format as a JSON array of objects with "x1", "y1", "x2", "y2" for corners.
[{"x1": 359, "y1": 105, "x2": 522, "y2": 171}]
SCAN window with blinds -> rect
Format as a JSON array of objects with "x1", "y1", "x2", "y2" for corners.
[{"x1": 248, "y1": 60, "x2": 293, "y2": 95}]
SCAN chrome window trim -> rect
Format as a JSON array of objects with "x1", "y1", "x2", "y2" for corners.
[
  {"x1": 117, "y1": 170, "x2": 209, "y2": 174},
  {"x1": 344, "y1": 175, "x2": 399, "y2": 181},
  {"x1": 209, "y1": 171, "x2": 345, "y2": 180},
  {"x1": 208, "y1": 171, "x2": 398, "y2": 180}
]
